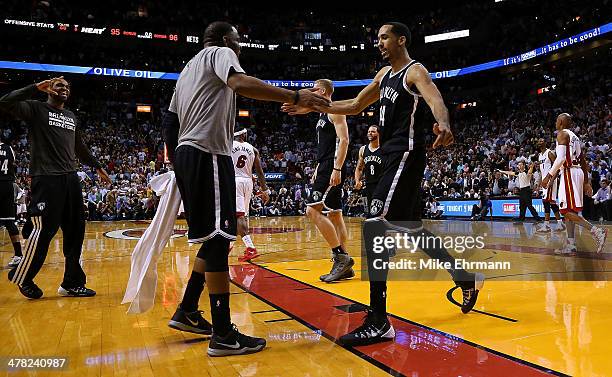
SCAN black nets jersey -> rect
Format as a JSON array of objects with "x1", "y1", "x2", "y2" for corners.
[
  {"x1": 378, "y1": 60, "x2": 431, "y2": 154},
  {"x1": 0, "y1": 143, "x2": 15, "y2": 181},
  {"x1": 363, "y1": 145, "x2": 382, "y2": 185},
  {"x1": 316, "y1": 113, "x2": 338, "y2": 162}
]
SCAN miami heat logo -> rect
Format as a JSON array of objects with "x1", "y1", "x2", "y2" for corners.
[{"x1": 104, "y1": 228, "x2": 187, "y2": 240}]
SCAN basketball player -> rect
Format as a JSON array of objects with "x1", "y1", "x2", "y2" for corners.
[
  {"x1": 0, "y1": 76, "x2": 110, "y2": 299},
  {"x1": 162, "y1": 21, "x2": 329, "y2": 356},
  {"x1": 535, "y1": 138, "x2": 564, "y2": 232},
  {"x1": 541, "y1": 113, "x2": 608, "y2": 253},
  {"x1": 231, "y1": 126, "x2": 270, "y2": 262},
  {"x1": 0, "y1": 137, "x2": 22, "y2": 268},
  {"x1": 283, "y1": 22, "x2": 484, "y2": 346},
  {"x1": 355, "y1": 125, "x2": 382, "y2": 211},
  {"x1": 305, "y1": 79, "x2": 353, "y2": 283}
]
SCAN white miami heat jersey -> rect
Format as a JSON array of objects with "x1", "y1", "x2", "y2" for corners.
[
  {"x1": 538, "y1": 149, "x2": 553, "y2": 177},
  {"x1": 557, "y1": 129, "x2": 582, "y2": 167},
  {"x1": 231, "y1": 140, "x2": 256, "y2": 179}
]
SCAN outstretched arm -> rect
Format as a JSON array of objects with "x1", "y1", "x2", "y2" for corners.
[
  {"x1": 227, "y1": 73, "x2": 330, "y2": 109},
  {"x1": 497, "y1": 169, "x2": 516, "y2": 177},
  {"x1": 281, "y1": 67, "x2": 390, "y2": 116}
]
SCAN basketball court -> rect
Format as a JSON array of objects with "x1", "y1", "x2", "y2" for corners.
[{"x1": 1, "y1": 217, "x2": 610, "y2": 376}]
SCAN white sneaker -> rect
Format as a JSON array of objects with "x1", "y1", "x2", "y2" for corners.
[
  {"x1": 591, "y1": 227, "x2": 608, "y2": 253},
  {"x1": 536, "y1": 224, "x2": 552, "y2": 233},
  {"x1": 7, "y1": 255, "x2": 22, "y2": 268},
  {"x1": 554, "y1": 244, "x2": 577, "y2": 255},
  {"x1": 554, "y1": 222, "x2": 566, "y2": 232}
]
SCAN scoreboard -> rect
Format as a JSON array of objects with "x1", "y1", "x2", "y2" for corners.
[{"x1": 4, "y1": 18, "x2": 200, "y2": 44}]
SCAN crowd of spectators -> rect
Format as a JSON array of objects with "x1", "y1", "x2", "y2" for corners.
[
  {"x1": 0, "y1": 41, "x2": 609, "y2": 223},
  {"x1": 1, "y1": 0, "x2": 607, "y2": 77}
]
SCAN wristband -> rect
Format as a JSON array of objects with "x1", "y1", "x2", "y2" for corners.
[
  {"x1": 333, "y1": 168, "x2": 341, "y2": 172},
  {"x1": 293, "y1": 90, "x2": 300, "y2": 105}
]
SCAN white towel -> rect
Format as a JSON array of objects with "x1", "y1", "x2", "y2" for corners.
[{"x1": 122, "y1": 171, "x2": 182, "y2": 314}]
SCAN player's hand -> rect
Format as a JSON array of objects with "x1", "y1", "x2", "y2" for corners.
[
  {"x1": 354, "y1": 180, "x2": 363, "y2": 190},
  {"x1": 97, "y1": 168, "x2": 112, "y2": 185},
  {"x1": 432, "y1": 123, "x2": 454, "y2": 148},
  {"x1": 297, "y1": 88, "x2": 331, "y2": 110},
  {"x1": 330, "y1": 169, "x2": 341, "y2": 186},
  {"x1": 36, "y1": 76, "x2": 63, "y2": 96},
  {"x1": 541, "y1": 175, "x2": 551, "y2": 189},
  {"x1": 281, "y1": 88, "x2": 330, "y2": 115},
  {"x1": 281, "y1": 103, "x2": 312, "y2": 115},
  {"x1": 257, "y1": 190, "x2": 270, "y2": 204},
  {"x1": 584, "y1": 182, "x2": 593, "y2": 197}
]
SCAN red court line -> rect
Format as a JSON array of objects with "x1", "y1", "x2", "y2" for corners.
[{"x1": 230, "y1": 264, "x2": 564, "y2": 377}]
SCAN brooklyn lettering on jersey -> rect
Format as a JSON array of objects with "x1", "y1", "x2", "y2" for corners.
[
  {"x1": 380, "y1": 86, "x2": 399, "y2": 103},
  {"x1": 364, "y1": 154, "x2": 382, "y2": 165}
]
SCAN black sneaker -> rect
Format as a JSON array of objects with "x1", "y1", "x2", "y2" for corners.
[
  {"x1": 168, "y1": 307, "x2": 212, "y2": 335},
  {"x1": 58, "y1": 286, "x2": 96, "y2": 297},
  {"x1": 320, "y1": 254, "x2": 355, "y2": 283},
  {"x1": 339, "y1": 310, "x2": 395, "y2": 347},
  {"x1": 456, "y1": 273, "x2": 485, "y2": 314},
  {"x1": 18, "y1": 282, "x2": 43, "y2": 299},
  {"x1": 319, "y1": 267, "x2": 355, "y2": 282},
  {"x1": 207, "y1": 324, "x2": 266, "y2": 356},
  {"x1": 7, "y1": 266, "x2": 16, "y2": 282}
]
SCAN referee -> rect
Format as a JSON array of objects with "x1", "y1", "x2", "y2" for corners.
[
  {"x1": 499, "y1": 161, "x2": 542, "y2": 221},
  {"x1": 0, "y1": 76, "x2": 110, "y2": 299},
  {"x1": 163, "y1": 21, "x2": 329, "y2": 356}
]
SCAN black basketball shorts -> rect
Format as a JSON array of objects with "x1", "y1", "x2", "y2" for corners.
[
  {"x1": 174, "y1": 145, "x2": 237, "y2": 243},
  {"x1": 0, "y1": 181, "x2": 16, "y2": 220},
  {"x1": 367, "y1": 148, "x2": 426, "y2": 230},
  {"x1": 306, "y1": 159, "x2": 346, "y2": 212}
]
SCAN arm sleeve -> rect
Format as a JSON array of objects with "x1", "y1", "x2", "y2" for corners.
[
  {"x1": 162, "y1": 110, "x2": 180, "y2": 164},
  {"x1": 0, "y1": 84, "x2": 38, "y2": 121},
  {"x1": 548, "y1": 144, "x2": 566, "y2": 177},
  {"x1": 212, "y1": 48, "x2": 246, "y2": 84},
  {"x1": 75, "y1": 129, "x2": 102, "y2": 169}
]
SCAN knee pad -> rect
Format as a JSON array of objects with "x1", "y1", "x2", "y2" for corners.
[{"x1": 199, "y1": 236, "x2": 231, "y2": 272}]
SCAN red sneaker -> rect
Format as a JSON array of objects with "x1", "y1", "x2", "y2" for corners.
[{"x1": 239, "y1": 247, "x2": 260, "y2": 262}]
